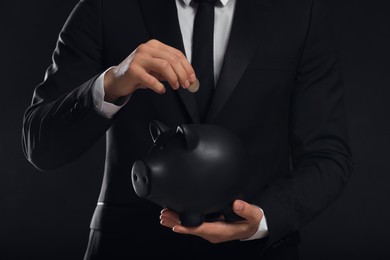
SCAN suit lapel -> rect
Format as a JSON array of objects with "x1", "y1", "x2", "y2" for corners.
[
  {"x1": 138, "y1": 0, "x2": 200, "y2": 123},
  {"x1": 205, "y1": 0, "x2": 273, "y2": 123}
]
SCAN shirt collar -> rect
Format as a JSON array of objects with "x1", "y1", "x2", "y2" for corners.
[{"x1": 182, "y1": 0, "x2": 230, "y2": 7}]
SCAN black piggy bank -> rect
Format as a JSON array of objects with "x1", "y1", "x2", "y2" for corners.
[{"x1": 131, "y1": 121, "x2": 250, "y2": 227}]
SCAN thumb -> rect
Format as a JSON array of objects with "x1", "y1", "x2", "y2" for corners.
[{"x1": 233, "y1": 200, "x2": 263, "y2": 224}]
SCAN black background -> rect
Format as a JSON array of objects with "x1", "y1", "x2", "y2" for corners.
[{"x1": 1, "y1": 0, "x2": 389, "y2": 259}]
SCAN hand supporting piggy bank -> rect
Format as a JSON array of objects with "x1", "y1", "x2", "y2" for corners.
[{"x1": 131, "y1": 120, "x2": 250, "y2": 227}]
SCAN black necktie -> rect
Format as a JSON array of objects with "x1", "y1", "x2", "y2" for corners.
[{"x1": 192, "y1": 0, "x2": 217, "y2": 122}]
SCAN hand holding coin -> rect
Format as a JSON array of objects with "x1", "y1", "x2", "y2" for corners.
[{"x1": 103, "y1": 39, "x2": 198, "y2": 103}]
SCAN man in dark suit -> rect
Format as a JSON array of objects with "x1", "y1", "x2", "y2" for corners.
[{"x1": 22, "y1": 0, "x2": 353, "y2": 259}]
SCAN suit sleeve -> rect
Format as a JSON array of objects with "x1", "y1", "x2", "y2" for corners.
[
  {"x1": 22, "y1": 0, "x2": 112, "y2": 171},
  {"x1": 255, "y1": 0, "x2": 354, "y2": 247}
]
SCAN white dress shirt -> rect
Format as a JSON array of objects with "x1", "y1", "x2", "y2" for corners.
[{"x1": 92, "y1": 0, "x2": 268, "y2": 240}]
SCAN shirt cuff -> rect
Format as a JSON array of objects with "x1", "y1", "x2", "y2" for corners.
[
  {"x1": 92, "y1": 67, "x2": 130, "y2": 119},
  {"x1": 241, "y1": 207, "x2": 269, "y2": 241}
]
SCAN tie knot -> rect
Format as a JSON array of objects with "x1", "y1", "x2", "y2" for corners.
[{"x1": 193, "y1": 0, "x2": 217, "y2": 4}]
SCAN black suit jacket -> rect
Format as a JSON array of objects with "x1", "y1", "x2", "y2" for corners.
[{"x1": 22, "y1": 0, "x2": 353, "y2": 255}]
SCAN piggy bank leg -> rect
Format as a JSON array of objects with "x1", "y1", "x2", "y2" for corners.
[
  {"x1": 222, "y1": 205, "x2": 245, "y2": 223},
  {"x1": 179, "y1": 212, "x2": 204, "y2": 227}
]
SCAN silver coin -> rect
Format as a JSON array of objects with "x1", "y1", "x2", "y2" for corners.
[{"x1": 187, "y1": 79, "x2": 200, "y2": 93}]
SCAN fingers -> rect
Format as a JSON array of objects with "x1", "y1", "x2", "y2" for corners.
[
  {"x1": 104, "y1": 39, "x2": 196, "y2": 102},
  {"x1": 148, "y1": 39, "x2": 196, "y2": 83},
  {"x1": 160, "y1": 209, "x2": 181, "y2": 229},
  {"x1": 172, "y1": 222, "x2": 216, "y2": 236},
  {"x1": 138, "y1": 56, "x2": 179, "y2": 90},
  {"x1": 130, "y1": 64, "x2": 166, "y2": 94},
  {"x1": 172, "y1": 221, "x2": 248, "y2": 244},
  {"x1": 135, "y1": 40, "x2": 196, "y2": 90},
  {"x1": 232, "y1": 200, "x2": 263, "y2": 224}
]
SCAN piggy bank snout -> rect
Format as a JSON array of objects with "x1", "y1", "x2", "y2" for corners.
[{"x1": 131, "y1": 160, "x2": 151, "y2": 198}]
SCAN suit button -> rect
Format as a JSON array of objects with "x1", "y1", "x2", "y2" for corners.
[
  {"x1": 73, "y1": 102, "x2": 81, "y2": 112},
  {"x1": 69, "y1": 102, "x2": 82, "y2": 116}
]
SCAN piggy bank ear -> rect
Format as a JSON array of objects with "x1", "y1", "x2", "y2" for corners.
[
  {"x1": 176, "y1": 125, "x2": 199, "y2": 150},
  {"x1": 149, "y1": 120, "x2": 170, "y2": 143}
]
